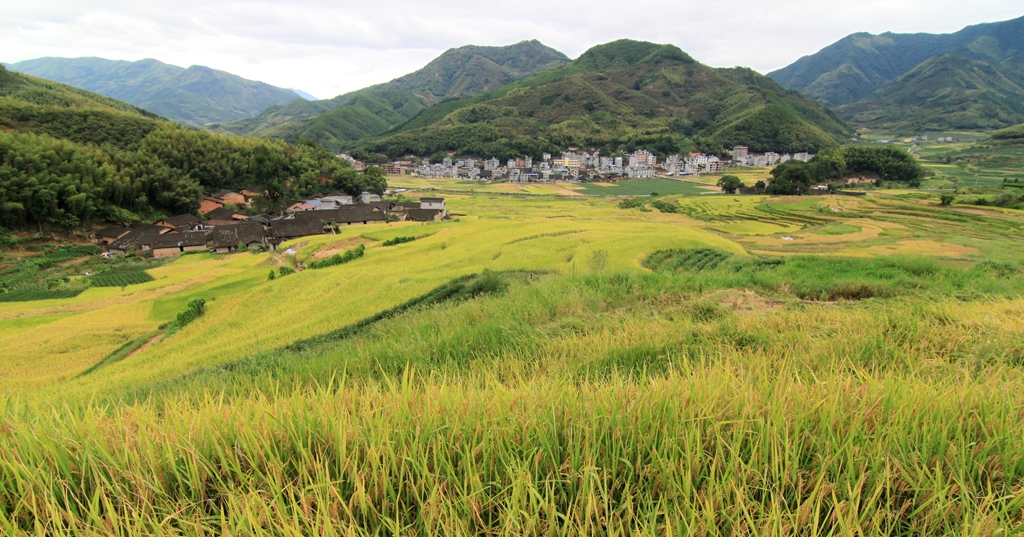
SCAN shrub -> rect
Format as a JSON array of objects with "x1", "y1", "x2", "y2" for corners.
[
  {"x1": 618, "y1": 197, "x2": 645, "y2": 209},
  {"x1": 170, "y1": 298, "x2": 206, "y2": 332},
  {"x1": 308, "y1": 244, "x2": 365, "y2": 270},
  {"x1": 940, "y1": 193, "x2": 955, "y2": 206},
  {"x1": 383, "y1": 236, "x2": 416, "y2": 247},
  {"x1": 268, "y1": 270, "x2": 276, "y2": 281},
  {"x1": 279, "y1": 266, "x2": 295, "y2": 277},
  {"x1": 650, "y1": 200, "x2": 679, "y2": 213}
]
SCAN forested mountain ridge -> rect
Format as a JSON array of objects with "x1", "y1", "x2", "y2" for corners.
[
  {"x1": 350, "y1": 40, "x2": 850, "y2": 161},
  {"x1": 216, "y1": 41, "x2": 568, "y2": 152},
  {"x1": 373, "y1": 40, "x2": 569, "y2": 105},
  {"x1": 769, "y1": 15, "x2": 1024, "y2": 107},
  {"x1": 837, "y1": 54, "x2": 1024, "y2": 130},
  {"x1": 8, "y1": 57, "x2": 301, "y2": 127},
  {"x1": 0, "y1": 64, "x2": 380, "y2": 230}
]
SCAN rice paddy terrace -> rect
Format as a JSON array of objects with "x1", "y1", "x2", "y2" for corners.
[{"x1": 3, "y1": 185, "x2": 1024, "y2": 534}]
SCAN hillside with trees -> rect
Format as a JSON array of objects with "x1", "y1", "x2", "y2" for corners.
[
  {"x1": 8, "y1": 57, "x2": 301, "y2": 127},
  {"x1": 837, "y1": 55, "x2": 1024, "y2": 131},
  {"x1": 769, "y1": 15, "x2": 1024, "y2": 131},
  {"x1": 350, "y1": 40, "x2": 851, "y2": 161},
  {"x1": 0, "y1": 65, "x2": 378, "y2": 230},
  {"x1": 216, "y1": 41, "x2": 568, "y2": 151},
  {"x1": 769, "y1": 15, "x2": 1024, "y2": 107}
]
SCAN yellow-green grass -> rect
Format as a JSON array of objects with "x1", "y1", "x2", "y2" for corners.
[
  {"x1": 6, "y1": 189, "x2": 1022, "y2": 394},
  {"x1": 14, "y1": 196, "x2": 739, "y2": 398},
  {"x1": 4, "y1": 185, "x2": 1024, "y2": 532},
  {"x1": 5, "y1": 269, "x2": 1024, "y2": 533}
]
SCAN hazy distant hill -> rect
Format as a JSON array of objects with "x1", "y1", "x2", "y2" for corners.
[
  {"x1": 218, "y1": 40, "x2": 568, "y2": 151},
  {"x1": 8, "y1": 57, "x2": 300, "y2": 127},
  {"x1": 837, "y1": 55, "x2": 1024, "y2": 130},
  {"x1": 352, "y1": 39, "x2": 850, "y2": 159},
  {"x1": 769, "y1": 16, "x2": 1024, "y2": 107}
]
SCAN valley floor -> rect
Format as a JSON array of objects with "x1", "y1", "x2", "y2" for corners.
[{"x1": 1, "y1": 186, "x2": 1024, "y2": 535}]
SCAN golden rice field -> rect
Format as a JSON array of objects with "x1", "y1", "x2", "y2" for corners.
[{"x1": 3, "y1": 185, "x2": 1024, "y2": 535}]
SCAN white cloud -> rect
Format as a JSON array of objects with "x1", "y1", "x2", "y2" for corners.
[{"x1": 1, "y1": 0, "x2": 1021, "y2": 99}]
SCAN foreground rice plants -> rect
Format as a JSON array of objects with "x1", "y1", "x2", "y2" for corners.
[{"x1": 3, "y1": 189, "x2": 1024, "y2": 534}]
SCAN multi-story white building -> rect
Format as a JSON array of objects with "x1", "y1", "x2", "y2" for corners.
[
  {"x1": 625, "y1": 164, "x2": 656, "y2": 179},
  {"x1": 484, "y1": 157, "x2": 500, "y2": 171}
]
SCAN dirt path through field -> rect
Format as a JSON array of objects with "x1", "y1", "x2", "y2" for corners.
[{"x1": 127, "y1": 333, "x2": 164, "y2": 359}]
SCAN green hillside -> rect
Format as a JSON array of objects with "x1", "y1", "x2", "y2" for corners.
[
  {"x1": 352, "y1": 40, "x2": 850, "y2": 159},
  {"x1": 217, "y1": 41, "x2": 568, "y2": 151},
  {"x1": 0, "y1": 64, "x2": 368, "y2": 229},
  {"x1": 769, "y1": 15, "x2": 1024, "y2": 107},
  {"x1": 9, "y1": 57, "x2": 300, "y2": 127},
  {"x1": 992, "y1": 122, "x2": 1024, "y2": 141},
  {"x1": 218, "y1": 90, "x2": 429, "y2": 151},
  {"x1": 837, "y1": 55, "x2": 1024, "y2": 130}
]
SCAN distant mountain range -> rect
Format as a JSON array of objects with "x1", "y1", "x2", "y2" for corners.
[
  {"x1": 216, "y1": 40, "x2": 569, "y2": 151},
  {"x1": 6, "y1": 57, "x2": 304, "y2": 127},
  {"x1": 351, "y1": 39, "x2": 850, "y2": 159},
  {"x1": 770, "y1": 15, "x2": 1024, "y2": 130}
]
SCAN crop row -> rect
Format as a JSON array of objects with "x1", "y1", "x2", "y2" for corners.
[
  {"x1": 642, "y1": 248, "x2": 732, "y2": 273},
  {"x1": 90, "y1": 271, "x2": 155, "y2": 288},
  {"x1": 0, "y1": 289, "x2": 83, "y2": 302}
]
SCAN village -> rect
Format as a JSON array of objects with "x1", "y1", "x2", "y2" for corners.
[
  {"x1": 343, "y1": 146, "x2": 815, "y2": 183},
  {"x1": 95, "y1": 190, "x2": 448, "y2": 259},
  {"x1": 95, "y1": 145, "x2": 814, "y2": 259}
]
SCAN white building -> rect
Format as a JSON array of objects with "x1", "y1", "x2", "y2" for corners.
[{"x1": 625, "y1": 164, "x2": 656, "y2": 179}]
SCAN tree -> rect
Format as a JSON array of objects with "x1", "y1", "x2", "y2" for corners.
[
  {"x1": 940, "y1": 193, "x2": 955, "y2": 206},
  {"x1": 766, "y1": 161, "x2": 815, "y2": 196},
  {"x1": 754, "y1": 180, "x2": 766, "y2": 189},
  {"x1": 717, "y1": 175, "x2": 744, "y2": 194}
]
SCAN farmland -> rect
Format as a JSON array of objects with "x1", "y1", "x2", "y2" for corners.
[{"x1": 2, "y1": 185, "x2": 1024, "y2": 534}]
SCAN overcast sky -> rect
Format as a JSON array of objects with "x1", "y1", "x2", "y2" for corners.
[{"x1": 2, "y1": 0, "x2": 1022, "y2": 99}]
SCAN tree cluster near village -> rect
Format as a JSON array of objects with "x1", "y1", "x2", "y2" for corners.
[
  {"x1": 766, "y1": 145, "x2": 925, "y2": 195},
  {"x1": 0, "y1": 65, "x2": 387, "y2": 230}
]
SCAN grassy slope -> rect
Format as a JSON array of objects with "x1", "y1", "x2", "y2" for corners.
[
  {"x1": 358, "y1": 40, "x2": 851, "y2": 156},
  {"x1": 4, "y1": 189, "x2": 1024, "y2": 532}
]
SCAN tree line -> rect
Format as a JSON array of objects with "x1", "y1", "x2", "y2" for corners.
[
  {"x1": 0, "y1": 124, "x2": 386, "y2": 229},
  {"x1": 765, "y1": 146, "x2": 925, "y2": 195}
]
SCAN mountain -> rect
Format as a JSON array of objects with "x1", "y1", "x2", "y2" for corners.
[
  {"x1": 7, "y1": 57, "x2": 300, "y2": 127},
  {"x1": 373, "y1": 40, "x2": 569, "y2": 105},
  {"x1": 0, "y1": 62, "x2": 163, "y2": 148},
  {"x1": 0, "y1": 63, "x2": 356, "y2": 229},
  {"x1": 350, "y1": 40, "x2": 850, "y2": 160},
  {"x1": 769, "y1": 16, "x2": 1024, "y2": 107},
  {"x1": 217, "y1": 40, "x2": 569, "y2": 151},
  {"x1": 837, "y1": 54, "x2": 1024, "y2": 130},
  {"x1": 290, "y1": 89, "x2": 318, "y2": 101}
]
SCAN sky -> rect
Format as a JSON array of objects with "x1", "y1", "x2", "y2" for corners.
[{"x1": 2, "y1": 0, "x2": 1022, "y2": 100}]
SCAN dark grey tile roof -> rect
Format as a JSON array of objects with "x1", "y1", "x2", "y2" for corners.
[
  {"x1": 406, "y1": 209, "x2": 444, "y2": 222},
  {"x1": 149, "y1": 231, "x2": 210, "y2": 249},
  {"x1": 269, "y1": 218, "x2": 323, "y2": 238},
  {"x1": 157, "y1": 214, "x2": 202, "y2": 227},
  {"x1": 210, "y1": 223, "x2": 265, "y2": 248}
]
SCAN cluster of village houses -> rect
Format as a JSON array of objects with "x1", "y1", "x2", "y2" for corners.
[
  {"x1": 96, "y1": 188, "x2": 448, "y2": 259},
  {"x1": 360, "y1": 146, "x2": 813, "y2": 184}
]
